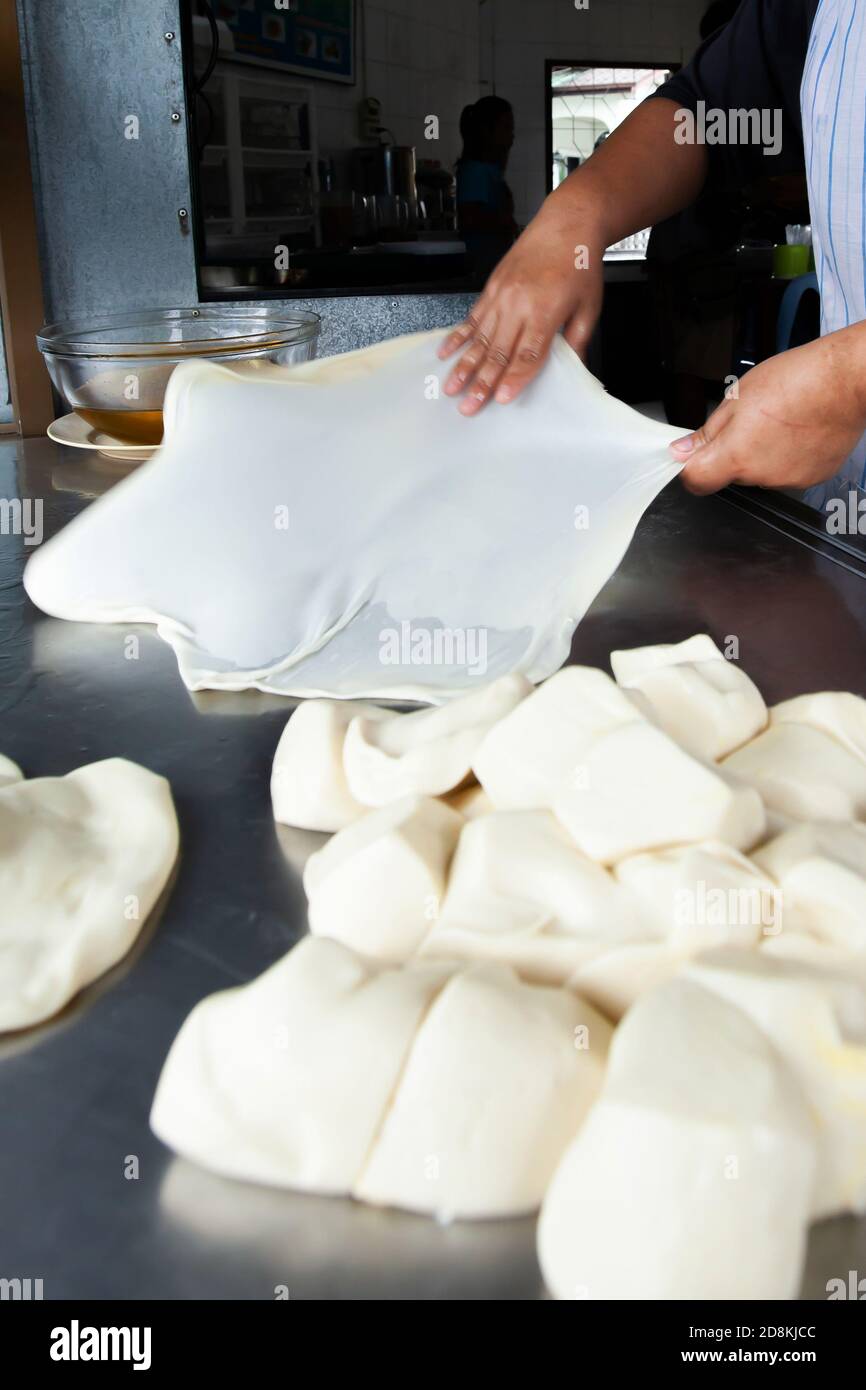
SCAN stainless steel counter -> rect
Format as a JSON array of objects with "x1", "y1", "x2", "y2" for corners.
[{"x1": 2, "y1": 433, "x2": 866, "y2": 1301}]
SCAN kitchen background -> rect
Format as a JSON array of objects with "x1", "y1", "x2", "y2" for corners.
[
  {"x1": 3, "y1": 0, "x2": 815, "y2": 439},
  {"x1": 2, "y1": 1, "x2": 708, "y2": 363}
]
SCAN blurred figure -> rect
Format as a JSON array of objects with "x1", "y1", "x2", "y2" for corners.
[{"x1": 456, "y1": 96, "x2": 518, "y2": 282}]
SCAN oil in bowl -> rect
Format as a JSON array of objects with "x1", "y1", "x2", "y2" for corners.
[{"x1": 37, "y1": 307, "x2": 322, "y2": 446}]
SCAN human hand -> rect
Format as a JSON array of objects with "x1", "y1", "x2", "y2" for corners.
[
  {"x1": 672, "y1": 328, "x2": 866, "y2": 494},
  {"x1": 437, "y1": 200, "x2": 606, "y2": 415}
]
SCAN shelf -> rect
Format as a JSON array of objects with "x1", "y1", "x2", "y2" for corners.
[{"x1": 241, "y1": 146, "x2": 312, "y2": 157}]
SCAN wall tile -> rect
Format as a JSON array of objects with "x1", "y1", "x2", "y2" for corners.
[{"x1": 364, "y1": 4, "x2": 389, "y2": 63}]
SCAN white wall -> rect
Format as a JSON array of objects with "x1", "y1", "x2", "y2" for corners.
[
  {"x1": 487, "y1": 0, "x2": 709, "y2": 223},
  {"x1": 313, "y1": 0, "x2": 482, "y2": 184}
]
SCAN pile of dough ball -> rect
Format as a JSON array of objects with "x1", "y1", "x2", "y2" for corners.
[
  {"x1": 153, "y1": 635, "x2": 866, "y2": 1299},
  {"x1": 0, "y1": 757, "x2": 179, "y2": 1030},
  {"x1": 150, "y1": 936, "x2": 611, "y2": 1221}
]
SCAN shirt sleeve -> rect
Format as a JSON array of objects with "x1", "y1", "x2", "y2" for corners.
[{"x1": 648, "y1": 0, "x2": 820, "y2": 186}]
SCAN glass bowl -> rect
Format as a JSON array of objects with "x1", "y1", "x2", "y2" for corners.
[{"x1": 36, "y1": 306, "x2": 321, "y2": 446}]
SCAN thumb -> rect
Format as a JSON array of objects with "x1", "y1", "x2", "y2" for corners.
[{"x1": 670, "y1": 400, "x2": 736, "y2": 495}]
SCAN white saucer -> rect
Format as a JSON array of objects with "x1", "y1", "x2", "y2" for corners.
[{"x1": 47, "y1": 412, "x2": 158, "y2": 462}]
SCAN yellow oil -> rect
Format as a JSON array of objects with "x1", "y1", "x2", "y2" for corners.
[{"x1": 77, "y1": 408, "x2": 164, "y2": 446}]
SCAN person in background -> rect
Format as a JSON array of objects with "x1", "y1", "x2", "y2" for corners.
[
  {"x1": 440, "y1": 0, "x2": 866, "y2": 515},
  {"x1": 456, "y1": 96, "x2": 518, "y2": 283}
]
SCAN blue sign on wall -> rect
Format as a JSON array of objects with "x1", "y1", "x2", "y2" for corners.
[{"x1": 213, "y1": 0, "x2": 355, "y2": 83}]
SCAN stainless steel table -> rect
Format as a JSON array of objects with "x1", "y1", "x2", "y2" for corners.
[{"x1": 2, "y1": 434, "x2": 865, "y2": 1300}]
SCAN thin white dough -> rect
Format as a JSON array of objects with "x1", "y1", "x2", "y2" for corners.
[{"x1": 23, "y1": 331, "x2": 683, "y2": 702}]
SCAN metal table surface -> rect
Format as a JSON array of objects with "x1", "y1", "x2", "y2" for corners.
[{"x1": 2, "y1": 433, "x2": 866, "y2": 1302}]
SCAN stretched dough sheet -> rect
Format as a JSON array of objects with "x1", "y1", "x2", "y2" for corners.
[{"x1": 25, "y1": 330, "x2": 683, "y2": 702}]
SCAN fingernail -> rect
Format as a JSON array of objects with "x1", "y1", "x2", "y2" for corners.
[
  {"x1": 495, "y1": 385, "x2": 514, "y2": 403},
  {"x1": 670, "y1": 435, "x2": 695, "y2": 455}
]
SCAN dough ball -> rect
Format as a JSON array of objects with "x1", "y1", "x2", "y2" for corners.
[
  {"x1": 150, "y1": 936, "x2": 451, "y2": 1194},
  {"x1": 343, "y1": 674, "x2": 531, "y2": 807},
  {"x1": 421, "y1": 809, "x2": 639, "y2": 985},
  {"x1": 752, "y1": 821, "x2": 866, "y2": 951},
  {"x1": 354, "y1": 962, "x2": 612, "y2": 1219},
  {"x1": 537, "y1": 979, "x2": 815, "y2": 1299},
  {"x1": 568, "y1": 833, "x2": 780, "y2": 1026},
  {"x1": 611, "y1": 637, "x2": 766, "y2": 761},
  {"x1": 0, "y1": 758, "x2": 179, "y2": 1030},
  {"x1": 152, "y1": 938, "x2": 610, "y2": 1219},
  {"x1": 271, "y1": 698, "x2": 388, "y2": 832},
  {"x1": 771, "y1": 691, "x2": 866, "y2": 765},
  {"x1": 471, "y1": 666, "x2": 642, "y2": 809},
  {"x1": 567, "y1": 940, "x2": 688, "y2": 1022},
  {"x1": 609, "y1": 633, "x2": 722, "y2": 684},
  {"x1": 0, "y1": 753, "x2": 23, "y2": 787},
  {"x1": 553, "y1": 721, "x2": 766, "y2": 865},
  {"x1": 615, "y1": 841, "x2": 778, "y2": 948},
  {"x1": 303, "y1": 795, "x2": 463, "y2": 959},
  {"x1": 724, "y1": 722, "x2": 866, "y2": 822},
  {"x1": 761, "y1": 931, "x2": 856, "y2": 972},
  {"x1": 684, "y1": 948, "x2": 866, "y2": 1218}
]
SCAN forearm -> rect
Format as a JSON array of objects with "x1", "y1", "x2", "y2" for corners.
[
  {"x1": 824, "y1": 319, "x2": 866, "y2": 430},
  {"x1": 542, "y1": 98, "x2": 708, "y2": 248}
]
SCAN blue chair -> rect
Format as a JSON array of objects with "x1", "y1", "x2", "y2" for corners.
[{"x1": 776, "y1": 272, "x2": 819, "y2": 354}]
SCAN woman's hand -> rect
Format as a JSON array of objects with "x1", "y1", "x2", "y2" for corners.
[
  {"x1": 673, "y1": 326, "x2": 866, "y2": 493},
  {"x1": 437, "y1": 198, "x2": 606, "y2": 415}
]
